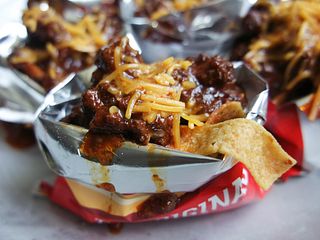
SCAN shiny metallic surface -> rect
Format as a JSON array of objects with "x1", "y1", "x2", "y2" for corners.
[
  {"x1": 0, "y1": 60, "x2": 91, "y2": 124},
  {"x1": 1, "y1": 0, "x2": 266, "y2": 193},
  {"x1": 121, "y1": 0, "x2": 257, "y2": 62},
  {"x1": 0, "y1": 23, "x2": 46, "y2": 123},
  {"x1": 34, "y1": 62, "x2": 268, "y2": 194},
  {"x1": 0, "y1": 23, "x2": 96, "y2": 124},
  {"x1": 0, "y1": 22, "x2": 27, "y2": 66},
  {"x1": 2, "y1": 1, "x2": 320, "y2": 239},
  {"x1": 0, "y1": 65, "x2": 97, "y2": 125},
  {"x1": 0, "y1": 0, "x2": 102, "y2": 124},
  {"x1": 0, "y1": 22, "x2": 47, "y2": 94},
  {"x1": 0, "y1": 22, "x2": 46, "y2": 123},
  {"x1": 0, "y1": 16, "x2": 126, "y2": 124},
  {"x1": 0, "y1": 76, "x2": 42, "y2": 123},
  {"x1": 0, "y1": 0, "x2": 256, "y2": 123}
]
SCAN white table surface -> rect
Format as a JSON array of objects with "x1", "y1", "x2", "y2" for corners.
[{"x1": 0, "y1": 1, "x2": 320, "y2": 239}]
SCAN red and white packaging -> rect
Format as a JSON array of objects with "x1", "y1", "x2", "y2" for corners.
[{"x1": 39, "y1": 101, "x2": 307, "y2": 224}]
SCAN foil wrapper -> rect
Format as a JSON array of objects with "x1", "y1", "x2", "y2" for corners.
[
  {"x1": 38, "y1": 88, "x2": 308, "y2": 224},
  {"x1": 0, "y1": 0, "x2": 308, "y2": 224},
  {"x1": 122, "y1": 0, "x2": 256, "y2": 62},
  {"x1": 0, "y1": 22, "x2": 96, "y2": 124},
  {"x1": 40, "y1": 164, "x2": 265, "y2": 222},
  {"x1": 34, "y1": 62, "x2": 268, "y2": 194}
]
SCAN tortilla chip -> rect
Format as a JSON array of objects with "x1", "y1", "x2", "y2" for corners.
[
  {"x1": 180, "y1": 119, "x2": 296, "y2": 190},
  {"x1": 206, "y1": 102, "x2": 245, "y2": 124}
]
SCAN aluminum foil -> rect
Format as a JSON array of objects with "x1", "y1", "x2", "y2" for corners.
[
  {"x1": 34, "y1": 62, "x2": 268, "y2": 194},
  {"x1": 121, "y1": 0, "x2": 257, "y2": 62},
  {"x1": 0, "y1": 0, "x2": 257, "y2": 123},
  {"x1": 2, "y1": 0, "x2": 268, "y2": 194},
  {"x1": 0, "y1": 23, "x2": 95, "y2": 124}
]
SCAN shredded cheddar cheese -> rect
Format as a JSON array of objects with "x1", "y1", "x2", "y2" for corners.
[
  {"x1": 245, "y1": 0, "x2": 320, "y2": 120},
  {"x1": 23, "y1": 6, "x2": 107, "y2": 53},
  {"x1": 135, "y1": 0, "x2": 207, "y2": 20},
  {"x1": 97, "y1": 37, "x2": 209, "y2": 148},
  {"x1": 109, "y1": 106, "x2": 120, "y2": 114},
  {"x1": 172, "y1": 113, "x2": 181, "y2": 148},
  {"x1": 11, "y1": 5, "x2": 111, "y2": 68},
  {"x1": 125, "y1": 91, "x2": 142, "y2": 119}
]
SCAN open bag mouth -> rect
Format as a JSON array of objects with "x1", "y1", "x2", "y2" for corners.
[
  {"x1": 122, "y1": 0, "x2": 256, "y2": 61},
  {"x1": 34, "y1": 61, "x2": 268, "y2": 194},
  {"x1": 0, "y1": 0, "x2": 122, "y2": 124},
  {"x1": 0, "y1": 0, "x2": 257, "y2": 124}
]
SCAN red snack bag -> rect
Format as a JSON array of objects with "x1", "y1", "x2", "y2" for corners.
[{"x1": 39, "y1": 102, "x2": 304, "y2": 224}]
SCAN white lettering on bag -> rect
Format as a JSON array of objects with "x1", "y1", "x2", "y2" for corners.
[
  {"x1": 208, "y1": 188, "x2": 230, "y2": 210},
  {"x1": 182, "y1": 208, "x2": 198, "y2": 217},
  {"x1": 160, "y1": 168, "x2": 250, "y2": 219}
]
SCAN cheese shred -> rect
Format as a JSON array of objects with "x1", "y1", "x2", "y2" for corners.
[
  {"x1": 244, "y1": 0, "x2": 320, "y2": 120},
  {"x1": 97, "y1": 37, "x2": 211, "y2": 147}
]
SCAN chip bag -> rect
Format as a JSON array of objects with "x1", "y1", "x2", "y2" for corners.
[{"x1": 39, "y1": 101, "x2": 304, "y2": 224}]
